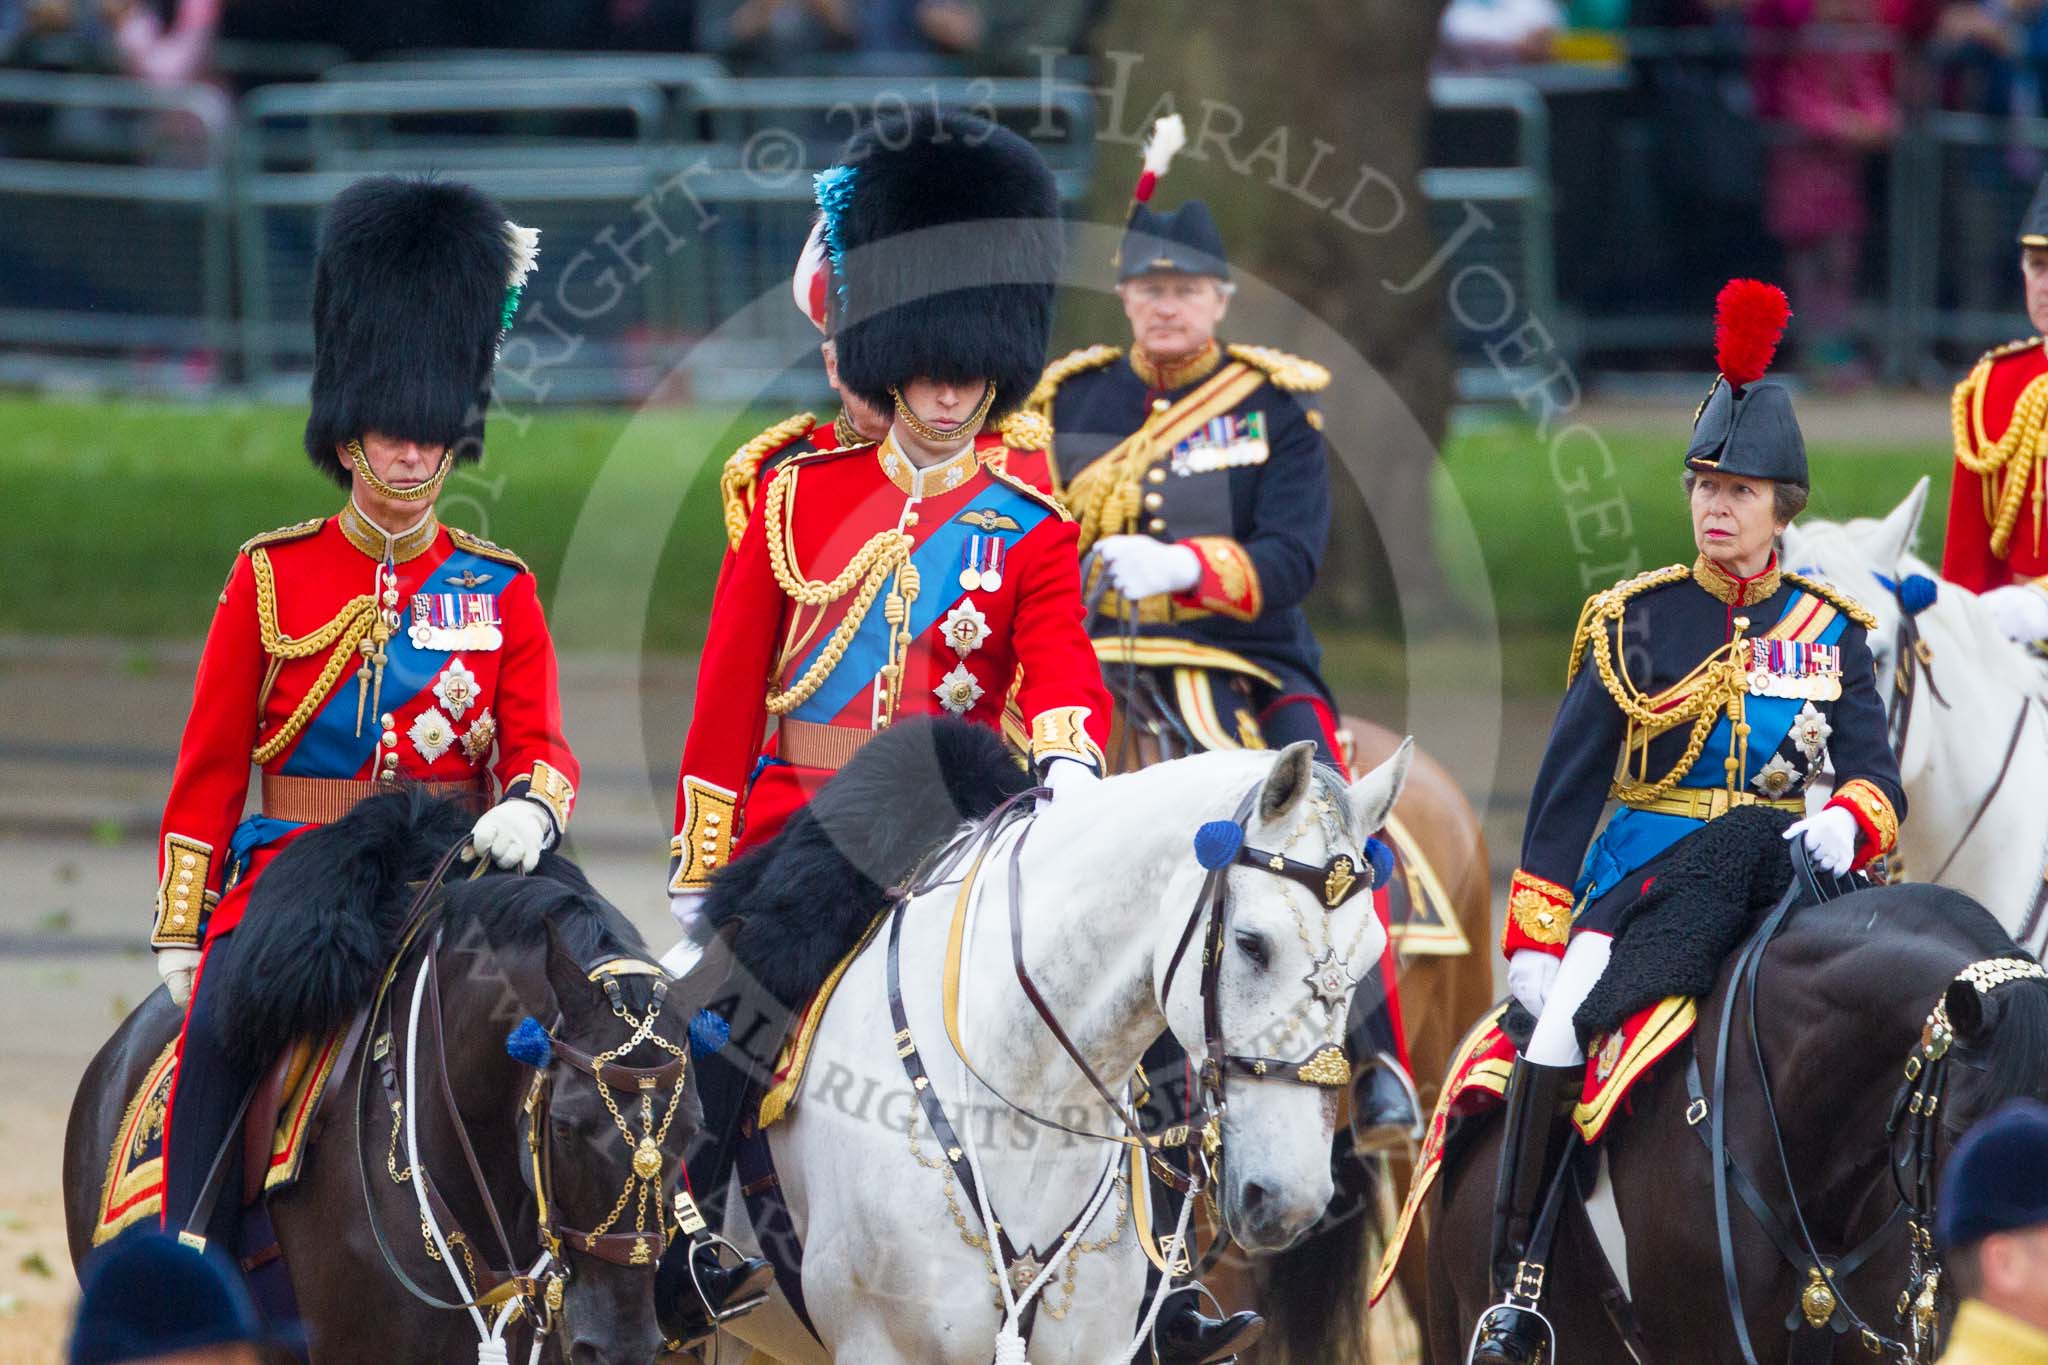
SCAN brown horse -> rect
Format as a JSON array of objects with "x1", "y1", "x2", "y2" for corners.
[
  {"x1": 1104, "y1": 693, "x2": 1493, "y2": 1363},
  {"x1": 64, "y1": 793, "x2": 697, "y2": 1364},
  {"x1": 1427, "y1": 883, "x2": 2048, "y2": 1362}
]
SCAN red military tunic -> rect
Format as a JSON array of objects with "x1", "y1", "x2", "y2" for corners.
[
  {"x1": 1944, "y1": 336, "x2": 2048, "y2": 590},
  {"x1": 151, "y1": 504, "x2": 579, "y2": 950},
  {"x1": 670, "y1": 430, "x2": 1109, "y2": 891}
]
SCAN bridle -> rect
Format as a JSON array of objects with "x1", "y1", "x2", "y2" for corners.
[
  {"x1": 350, "y1": 841, "x2": 689, "y2": 1354},
  {"x1": 1871, "y1": 570, "x2": 2035, "y2": 890},
  {"x1": 1695, "y1": 838, "x2": 2048, "y2": 1364},
  {"x1": 911, "y1": 778, "x2": 1389, "y2": 1203}
]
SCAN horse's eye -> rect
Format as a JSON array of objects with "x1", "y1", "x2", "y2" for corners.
[{"x1": 1234, "y1": 930, "x2": 1270, "y2": 969}]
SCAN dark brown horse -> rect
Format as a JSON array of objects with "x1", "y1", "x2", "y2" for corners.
[
  {"x1": 1105, "y1": 687, "x2": 1493, "y2": 1363},
  {"x1": 64, "y1": 793, "x2": 697, "y2": 1364},
  {"x1": 1427, "y1": 883, "x2": 2048, "y2": 1363}
]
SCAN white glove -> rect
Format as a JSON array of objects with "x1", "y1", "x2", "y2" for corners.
[
  {"x1": 1980, "y1": 584, "x2": 2048, "y2": 643},
  {"x1": 1038, "y1": 756, "x2": 1099, "y2": 806},
  {"x1": 1784, "y1": 805, "x2": 1859, "y2": 876},
  {"x1": 1096, "y1": 535, "x2": 1201, "y2": 600},
  {"x1": 467, "y1": 799, "x2": 554, "y2": 874},
  {"x1": 158, "y1": 947, "x2": 201, "y2": 1009},
  {"x1": 1507, "y1": 949, "x2": 1561, "y2": 1018},
  {"x1": 663, "y1": 891, "x2": 712, "y2": 978}
]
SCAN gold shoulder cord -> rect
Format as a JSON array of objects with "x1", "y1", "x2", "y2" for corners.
[
  {"x1": 1952, "y1": 357, "x2": 2048, "y2": 557},
  {"x1": 759, "y1": 469, "x2": 919, "y2": 718},
  {"x1": 1571, "y1": 566, "x2": 1753, "y2": 805},
  {"x1": 246, "y1": 548, "x2": 381, "y2": 764},
  {"x1": 720, "y1": 412, "x2": 816, "y2": 552}
]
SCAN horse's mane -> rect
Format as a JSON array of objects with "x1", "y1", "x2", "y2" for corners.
[
  {"x1": 1790, "y1": 885, "x2": 2048, "y2": 1110},
  {"x1": 210, "y1": 788, "x2": 646, "y2": 1072}
]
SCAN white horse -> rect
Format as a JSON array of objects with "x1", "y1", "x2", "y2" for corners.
[
  {"x1": 1782, "y1": 478, "x2": 2048, "y2": 951},
  {"x1": 706, "y1": 739, "x2": 1412, "y2": 1364}
]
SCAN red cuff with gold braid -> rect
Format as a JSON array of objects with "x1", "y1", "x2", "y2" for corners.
[
  {"x1": 1172, "y1": 537, "x2": 1263, "y2": 622},
  {"x1": 1826, "y1": 778, "x2": 1899, "y2": 870},
  {"x1": 1503, "y1": 868, "x2": 1573, "y2": 959}
]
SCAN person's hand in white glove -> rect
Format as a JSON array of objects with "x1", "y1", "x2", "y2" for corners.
[
  {"x1": 1507, "y1": 948, "x2": 1561, "y2": 1018},
  {"x1": 158, "y1": 947, "x2": 201, "y2": 1009},
  {"x1": 1981, "y1": 584, "x2": 2048, "y2": 643},
  {"x1": 1783, "y1": 805, "x2": 1859, "y2": 876},
  {"x1": 663, "y1": 891, "x2": 712, "y2": 977},
  {"x1": 467, "y1": 798, "x2": 555, "y2": 874},
  {"x1": 1095, "y1": 535, "x2": 1201, "y2": 601},
  {"x1": 1037, "y1": 756, "x2": 1100, "y2": 808}
]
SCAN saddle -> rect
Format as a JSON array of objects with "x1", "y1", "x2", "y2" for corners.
[{"x1": 89, "y1": 1021, "x2": 364, "y2": 1249}]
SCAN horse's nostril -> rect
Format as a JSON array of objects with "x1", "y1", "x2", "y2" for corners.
[{"x1": 1241, "y1": 1180, "x2": 1270, "y2": 1213}]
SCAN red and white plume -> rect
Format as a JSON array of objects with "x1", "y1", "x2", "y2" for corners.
[
  {"x1": 792, "y1": 217, "x2": 831, "y2": 334},
  {"x1": 1713, "y1": 278, "x2": 1791, "y2": 389},
  {"x1": 1130, "y1": 114, "x2": 1186, "y2": 209}
]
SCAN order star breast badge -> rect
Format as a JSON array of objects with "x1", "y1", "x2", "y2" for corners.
[
  {"x1": 432, "y1": 658, "x2": 479, "y2": 720},
  {"x1": 1304, "y1": 949, "x2": 1352, "y2": 1011},
  {"x1": 409, "y1": 706, "x2": 456, "y2": 764},
  {"x1": 939, "y1": 601, "x2": 991, "y2": 658},
  {"x1": 934, "y1": 663, "x2": 985, "y2": 715}
]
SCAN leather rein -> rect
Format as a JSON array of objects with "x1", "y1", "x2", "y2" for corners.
[{"x1": 349, "y1": 842, "x2": 688, "y2": 1343}]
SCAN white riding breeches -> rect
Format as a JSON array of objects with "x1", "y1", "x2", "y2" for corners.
[{"x1": 1524, "y1": 931, "x2": 1614, "y2": 1067}]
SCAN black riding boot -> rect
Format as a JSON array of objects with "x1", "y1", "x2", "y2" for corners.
[
  {"x1": 1154, "y1": 1285, "x2": 1265, "y2": 1365},
  {"x1": 160, "y1": 930, "x2": 259, "y2": 1257},
  {"x1": 1467, "y1": 1056, "x2": 1577, "y2": 1365},
  {"x1": 654, "y1": 1023, "x2": 771, "y2": 1346}
]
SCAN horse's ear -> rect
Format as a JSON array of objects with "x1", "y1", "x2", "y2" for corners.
[
  {"x1": 1258, "y1": 741, "x2": 1319, "y2": 823},
  {"x1": 1870, "y1": 476, "x2": 1931, "y2": 570},
  {"x1": 1347, "y1": 736, "x2": 1414, "y2": 839},
  {"x1": 1946, "y1": 979, "x2": 1990, "y2": 1043}
]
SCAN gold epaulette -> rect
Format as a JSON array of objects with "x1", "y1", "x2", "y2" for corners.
[
  {"x1": 719, "y1": 411, "x2": 818, "y2": 551},
  {"x1": 240, "y1": 518, "x2": 324, "y2": 555},
  {"x1": 1226, "y1": 343, "x2": 1330, "y2": 394},
  {"x1": 1985, "y1": 336, "x2": 2043, "y2": 363},
  {"x1": 1783, "y1": 570, "x2": 1878, "y2": 631},
  {"x1": 448, "y1": 527, "x2": 528, "y2": 574},
  {"x1": 980, "y1": 456, "x2": 1072, "y2": 522},
  {"x1": 1026, "y1": 344, "x2": 1122, "y2": 413},
  {"x1": 997, "y1": 407, "x2": 1052, "y2": 451},
  {"x1": 1565, "y1": 564, "x2": 1691, "y2": 687}
]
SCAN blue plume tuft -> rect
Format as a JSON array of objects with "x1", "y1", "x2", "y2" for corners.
[
  {"x1": 688, "y1": 1008, "x2": 731, "y2": 1057},
  {"x1": 505, "y1": 1016, "x2": 553, "y2": 1070},
  {"x1": 1194, "y1": 820, "x2": 1244, "y2": 871},
  {"x1": 1363, "y1": 836, "x2": 1396, "y2": 890},
  {"x1": 1899, "y1": 573, "x2": 1938, "y2": 617},
  {"x1": 812, "y1": 165, "x2": 859, "y2": 300}
]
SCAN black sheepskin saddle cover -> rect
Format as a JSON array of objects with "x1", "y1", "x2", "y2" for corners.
[
  {"x1": 1499, "y1": 805, "x2": 1801, "y2": 1046},
  {"x1": 699, "y1": 717, "x2": 1032, "y2": 1012}
]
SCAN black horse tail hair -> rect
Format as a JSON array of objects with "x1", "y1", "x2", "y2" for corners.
[
  {"x1": 211, "y1": 788, "x2": 475, "y2": 1073},
  {"x1": 1258, "y1": 1138, "x2": 1380, "y2": 1365}
]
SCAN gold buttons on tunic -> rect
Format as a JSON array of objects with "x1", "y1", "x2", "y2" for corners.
[
  {"x1": 1146, "y1": 468, "x2": 1166, "y2": 484},
  {"x1": 1151, "y1": 398, "x2": 1171, "y2": 414},
  {"x1": 1147, "y1": 518, "x2": 1167, "y2": 534},
  {"x1": 1143, "y1": 492, "x2": 1164, "y2": 511}
]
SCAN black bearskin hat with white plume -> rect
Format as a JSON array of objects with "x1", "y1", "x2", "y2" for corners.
[
  {"x1": 303, "y1": 176, "x2": 538, "y2": 488},
  {"x1": 816, "y1": 109, "x2": 1062, "y2": 421}
]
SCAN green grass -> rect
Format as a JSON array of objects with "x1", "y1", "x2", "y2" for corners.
[{"x1": 0, "y1": 395, "x2": 1956, "y2": 687}]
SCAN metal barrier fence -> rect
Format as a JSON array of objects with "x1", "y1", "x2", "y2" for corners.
[{"x1": 0, "y1": 60, "x2": 1539, "y2": 403}]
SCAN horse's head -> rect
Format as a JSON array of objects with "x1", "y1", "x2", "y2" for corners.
[
  {"x1": 1781, "y1": 476, "x2": 1931, "y2": 698},
  {"x1": 454, "y1": 868, "x2": 696, "y2": 1364},
  {"x1": 1155, "y1": 738, "x2": 1413, "y2": 1252}
]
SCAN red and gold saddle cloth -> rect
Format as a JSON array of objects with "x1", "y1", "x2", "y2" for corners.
[
  {"x1": 1369, "y1": 994, "x2": 1696, "y2": 1303},
  {"x1": 90, "y1": 1033, "x2": 344, "y2": 1247}
]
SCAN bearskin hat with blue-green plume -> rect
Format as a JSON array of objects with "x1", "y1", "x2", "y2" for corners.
[
  {"x1": 303, "y1": 176, "x2": 540, "y2": 488},
  {"x1": 811, "y1": 109, "x2": 1062, "y2": 421}
]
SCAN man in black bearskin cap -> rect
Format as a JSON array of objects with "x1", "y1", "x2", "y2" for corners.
[{"x1": 152, "y1": 176, "x2": 586, "y2": 1258}]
